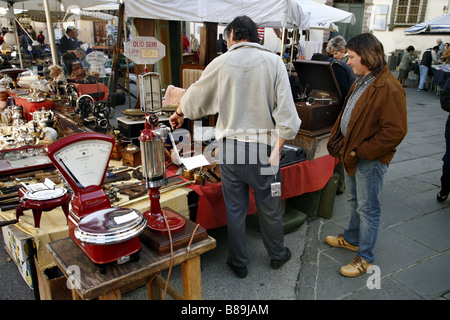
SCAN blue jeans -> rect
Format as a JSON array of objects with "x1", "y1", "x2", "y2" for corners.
[
  {"x1": 342, "y1": 159, "x2": 388, "y2": 263},
  {"x1": 418, "y1": 65, "x2": 429, "y2": 90}
]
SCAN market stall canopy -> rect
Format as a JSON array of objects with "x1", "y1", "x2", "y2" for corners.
[
  {"x1": 123, "y1": 0, "x2": 311, "y2": 30},
  {"x1": 2, "y1": 9, "x2": 117, "y2": 22},
  {"x1": 0, "y1": 0, "x2": 118, "y2": 11},
  {"x1": 405, "y1": 12, "x2": 450, "y2": 34},
  {"x1": 297, "y1": 0, "x2": 355, "y2": 31}
]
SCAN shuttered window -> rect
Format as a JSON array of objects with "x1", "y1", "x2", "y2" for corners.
[{"x1": 390, "y1": 0, "x2": 427, "y2": 27}]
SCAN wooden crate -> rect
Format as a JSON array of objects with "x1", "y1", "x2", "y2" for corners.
[{"x1": 287, "y1": 131, "x2": 330, "y2": 160}]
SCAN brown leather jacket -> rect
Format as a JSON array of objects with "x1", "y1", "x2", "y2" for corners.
[{"x1": 327, "y1": 64, "x2": 407, "y2": 176}]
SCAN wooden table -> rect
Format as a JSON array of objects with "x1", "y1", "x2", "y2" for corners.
[{"x1": 46, "y1": 235, "x2": 216, "y2": 300}]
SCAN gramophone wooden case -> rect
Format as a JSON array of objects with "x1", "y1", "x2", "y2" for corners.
[{"x1": 293, "y1": 60, "x2": 343, "y2": 136}]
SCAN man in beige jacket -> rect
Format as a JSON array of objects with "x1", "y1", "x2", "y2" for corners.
[{"x1": 170, "y1": 16, "x2": 300, "y2": 278}]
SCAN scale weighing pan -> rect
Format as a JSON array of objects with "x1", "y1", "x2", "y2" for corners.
[{"x1": 45, "y1": 133, "x2": 146, "y2": 271}]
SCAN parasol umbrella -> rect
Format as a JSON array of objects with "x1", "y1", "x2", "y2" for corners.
[{"x1": 405, "y1": 12, "x2": 450, "y2": 35}]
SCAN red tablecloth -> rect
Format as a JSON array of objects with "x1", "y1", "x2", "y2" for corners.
[
  {"x1": 13, "y1": 97, "x2": 54, "y2": 121},
  {"x1": 187, "y1": 155, "x2": 338, "y2": 229}
]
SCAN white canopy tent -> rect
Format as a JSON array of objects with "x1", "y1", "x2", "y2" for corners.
[
  {"x1": 123, "y1": 0, "x2": 310, "y2": 30},
  {"x1": 297, "y1": 0, "x2": 355, "y2": 31},
  {"x1": 405, "y1": 12, "x2": 450, "y2": 35}
]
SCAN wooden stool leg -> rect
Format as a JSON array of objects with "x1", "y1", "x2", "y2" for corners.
[
  {"x1": 181, "y1": 255, "x2": 202, "y2": 300},
  {"x1": 15, "y1": 204, "x2": 24, "y2": 221},
  {"x1": 146, "y1": 278, "x2": 162, "y2": 300}
]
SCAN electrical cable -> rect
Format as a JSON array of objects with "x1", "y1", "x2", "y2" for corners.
[
  {"x1": 161, "y1": 210, "x2": 173, "y2": 300},
  {"x1": 186, "y1": 223, "x2": 200, "y2": 255}
]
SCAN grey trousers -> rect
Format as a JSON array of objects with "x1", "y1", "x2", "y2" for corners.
[{"x1": 219, "y1": 139, "x2": 287, "y2": 268}]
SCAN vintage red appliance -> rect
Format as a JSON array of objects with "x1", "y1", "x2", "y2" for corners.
[
  {"x1": 45, "y1": 132, "x2": 146, "y2": 272},
  {"x1": 138, "y1": 72, "x2": 185, "y2": 234},
  {"x1": 15, "y1": 178, "x2": 71, "y2": 229}
]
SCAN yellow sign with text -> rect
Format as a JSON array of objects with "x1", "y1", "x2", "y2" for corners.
[{"x1": 141, "y1": 49, "x2": 159, "y2": 59}]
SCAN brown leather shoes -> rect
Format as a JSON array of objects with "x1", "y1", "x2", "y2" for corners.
[
  {"x1": 340, "y1": 255, "x2": 373, "y2": 277},
  {"x1": 325, "y1": 234, "x2": 359, "y2": 252}
]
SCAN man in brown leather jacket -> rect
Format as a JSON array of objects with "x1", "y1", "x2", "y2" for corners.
[{"x1": 326, "y1": 33, "x2": 408, "y2": 277}]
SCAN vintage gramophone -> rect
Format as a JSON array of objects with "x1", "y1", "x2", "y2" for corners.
[
  {"x1": 138, "y1": 72, "x2": 185, "y2": 234},
  {"x1": 45, "y1": 132, "x2": 147, "y2": 272}
]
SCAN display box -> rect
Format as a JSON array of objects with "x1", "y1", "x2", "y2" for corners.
[
  {"x1": 1, "y1": 224, "x2": 35, "y2": 289},
  {"x1": 287, "y1": 132, "x2": 330, "y2": 160},
  {"x1": 293, "y1": 60, "x2": 343, "y2": 136}
]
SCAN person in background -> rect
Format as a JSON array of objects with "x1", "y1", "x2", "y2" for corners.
[
  {"x1": 170, "y1": 15, "x2": 300, "y2": 278},
  {"x1": 59, "y1": 26, "x2": 80, "y2": 55},
  {"x1": 37, "y1": 30, "x2": 45, "y2": 45},
  {"x1": 436, "y1": 38, "x2": 445, "y2": 59},
  {"x1": 326, "y1": 35, "x2": 349, "y2": 62},
  {"x1": 20, "y1": 29, "x2": 33, "y2": 60},
  {"x1": 217, "y1": 33, "x2": 227, "y2": 53},
  {"x1": 74, "y1": 47, "x2": 90, "y2": 69},
  {"x1": 326, "y1": 33, "x2": 408, "y2": 277},
  {"x1": 398, "y1": 45, "x2": 415, "y2": 87},
  {"x1": 437, "y1": 78, "x2": 450, "y2": 202},
  {"x1": 182, "y1": 34, "x2": 190, "y2": 53},
  {"x1": 59, "y1": 26, "x2": 81, "y2": 76},
  {"x1": 441, "y1": 43, "x2": 450, "y2": 64},
  {"x1": 27, "y1": 25, "x2": 36, "y2": 40},
  {"x1": 190, "y1": 33, "x2": 199, "y2": 52},
  {"x1": 418, "y1": 46, "x2": 439, "y2": 92}
]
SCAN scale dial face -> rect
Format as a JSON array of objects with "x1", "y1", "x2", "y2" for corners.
[
  {"x1": 51, "y1": 139, "x2": 112, "y2": 189},
  {"x1": 139, "y1": 72, "x2": 162, "y2": 113}
]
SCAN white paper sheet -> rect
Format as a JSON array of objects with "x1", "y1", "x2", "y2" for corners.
[{"x1": 181, "y1": 154, "x2": 210, "y2": 170}]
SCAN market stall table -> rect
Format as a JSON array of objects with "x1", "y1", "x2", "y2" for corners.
[
  {"x1": 0, "y1": 159, "x2": 191, "y2": 296},
  {"x1": 185, "y1": 155, "x2": 338, "y2": 230},
  {"x1": 12, "y1": 97, "x2": 54, "y2": 122},
  {"x1": 431, "y1": 65, "x2": 450, "y2": 89},
  {"x1": 46, "y1": 234, "x2": 216, "y2": 300}
]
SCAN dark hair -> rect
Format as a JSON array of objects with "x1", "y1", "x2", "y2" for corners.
[
  {"x1": 346, "y1": 33, "x2": 386, "y2": 75},
  {"x1": 406, "y1": 45, "x2": 415, "y2": 52},
  {"x1": 224, "y1": 15, "x2": 260, "y2": 43},
  {"x1": 311, "y1": 53, "x2": 330, "y2": 61}
]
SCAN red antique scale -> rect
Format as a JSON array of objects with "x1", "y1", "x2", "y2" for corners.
[{"x1": 45, "y1": 132, "x2": 147, "y2": 272}]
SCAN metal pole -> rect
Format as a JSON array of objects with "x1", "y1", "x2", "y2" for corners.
[
  {"x1": 8, "y1": 4, "x2": 23, "y2": 68},
  {"x1": 280, "y1": 26, "x2": 285, "y2": 57},
  {"x1": 123, "y1": 19, "x2": 132, "y2": 108},
  {"x1": 43, "y1": 0, "x2": 58, "y2": 66}
]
